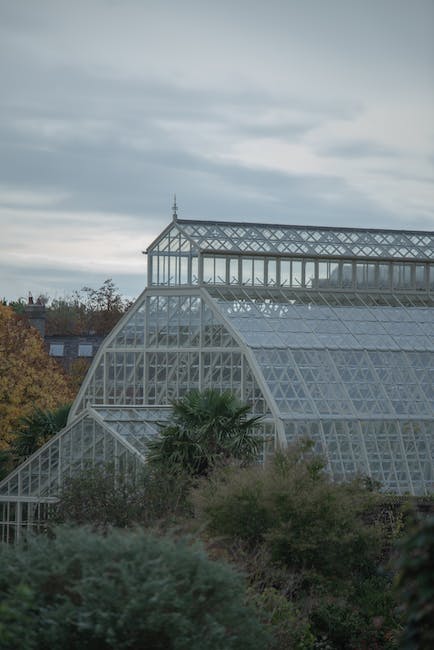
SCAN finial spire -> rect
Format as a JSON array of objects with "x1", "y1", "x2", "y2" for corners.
[{"x1": 172, "y1": 194, "x2": 178, "y2": 220}]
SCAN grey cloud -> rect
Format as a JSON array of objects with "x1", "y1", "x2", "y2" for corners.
[
  {"x1": 318, "y1": 140, "x2": 403, "y2": 160},
  {"x1": 0, "y1": 66, "x2": 366, "y2": 222},
  {"x1": 0, "y1": 107, "x2": 398, "y2": 229},
  {"x1": 0, "y1": 0, "x2": 432, "y2": 303},
  {"x1": 0, "y1": 260, "x2": 145, "y2": 303}
]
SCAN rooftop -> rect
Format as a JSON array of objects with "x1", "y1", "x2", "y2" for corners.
[{"x1": 172, "y1": 218, "x2": 434, "y2": 261}]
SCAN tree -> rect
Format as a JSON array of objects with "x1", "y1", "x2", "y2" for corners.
[
  {"x1": 45, "y1": 278, "x2": 132, "y2": 336},
  {"x1": 10, "y1": 404, "x2": 71, "y2": 463},
  {"x1": 0, "y1": 304, "x2": 73, "y2": 451},
  {"x1": 147, "y1": 389, "x2": 263, "y2": 477}
]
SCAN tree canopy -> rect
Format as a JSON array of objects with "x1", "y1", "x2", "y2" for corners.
[
  {"x1": 147, "y1": 389, "x2": 263, "y2": 477},
  {"x1": 45, "y1": 278, "x2": 132, "y2": 336},
  {"x1": 0, "y1": 304, "x2": 73, "y2": 450}
]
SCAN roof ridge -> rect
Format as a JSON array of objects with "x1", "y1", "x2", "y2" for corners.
[{"x1": 176, "y1": 218, "x2": 434, "y2": 237}]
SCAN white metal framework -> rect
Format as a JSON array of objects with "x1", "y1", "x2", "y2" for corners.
[{"x1": 1, "y1": 216, "x2": 433, "y2": 540}]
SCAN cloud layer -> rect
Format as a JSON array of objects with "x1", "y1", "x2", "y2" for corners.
[{"x1": 0, "y1": 0, "x2": 433, "y2": 301}]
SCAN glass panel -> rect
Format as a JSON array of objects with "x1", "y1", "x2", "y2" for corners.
[
  {"x1": 304, "y1": 261, "x2": 315, "y2": 288},
  {"x1": 280, "y1": 259, "x2": 291, "y2": 286},
  {"x1": 253, "y1": 259, "x2": 265, "y2": 285},
  {"x1": 292, "y1": 260, "x2": 302, "y2": 287},
  {"x1": 215, "y1": 257, "x2": 227, "y2": 284},
  {"x1": 342, "y1": 262, "x2": 353, "y2": 288},
  {"x1": 267, "y1": 259, "x2": 276, "y2": 285},
  {"x1": 168, "y1": 255, "x2": 178, "y2": 285},
  {"x1": 150, "y1": 255, "x2": 157, "y2": 285},
  {"x1": 356, "y1": 263, "x2": 376, "y2": 288},
  {"x1": 429, "y1": 264, "x2": 434, "y2": 291},
  {"x1": 158, "y1": 255, "x2": 167, "y2": 285},
  {"x1": 203, "y1": 256, "x2": 214, "y2": 284},
  {"x1": 191, "y1": 257, "x2": 199, "y2": 284},
  {"x1": 415, "y1": 265, "x2": 425, "y2": 290},
  {"x1": 179, "y1": 257, "x2": 189, "y2": 284},
  {"x1": 378, "y1": 263, "x2": 390, "y2": 289},
  {"x1": 393, "y1": 263, "x2": 413, "y2": 290},
  {"x1": 317, "y1": 261, "x2": 340, "y2": 288},
  {"x1": 229, "y1": 258, "x2": 239, "y2": 284},
  {"x1": 242, "y1": 259, "x2": 253, "y2": 286}
]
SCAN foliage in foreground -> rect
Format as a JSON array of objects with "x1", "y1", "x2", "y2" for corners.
[
  {"x1": 0, "y1": 526, "x2": 268, "y2": 650},
  {"x1": 194, "y1": 442, "x2": 384, "y2": 575},
  {"x1": 193, "y1": 442, "x2": 403, "y2": 649},
  {"x1": 50, "y1": 439, "x2": 411, "y2": 649},
  {"x1": 147, "y1": 389, "x2": 263, "y2": 477},
  {"x1": 395, "y1": 515, "x2": 434, "y2": 649},
  {"x1": 54, "y1": 463, "x2": 191, "y2": 530}
]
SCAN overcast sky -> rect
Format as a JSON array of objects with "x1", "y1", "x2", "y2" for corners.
[{"x1": 1, "y1": 0, "x2": 433, "y2": 301}]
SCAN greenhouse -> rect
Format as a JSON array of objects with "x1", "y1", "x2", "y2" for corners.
[{"x1": 1, "y1": 214, "x2": 434, "y2": 540}]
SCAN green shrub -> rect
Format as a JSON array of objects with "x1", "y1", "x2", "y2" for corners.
[
  {"x1": 307, "y1": 577, "x2": 401, "y2": 650},
  {"x1": 0, "y1": 527, "x2": 268, "y2": 650},
  {"x1": 54, "y1": 464, "x2": 191, "y2": 530},
  {"x1": 193, "y1": 443, "x2": 403, "y2": 648},
  {"x1": 395, "y1": 515, "x2": 434, "y2": 649},
  {"x1": 0, "y1": 584, "x2": 38, "y2": 650},
  {"x1": 249, "y1": 587, "x2": 315, "y2": 650},
  {"x1": 194, "y1": 443, "x2": 383, "y2": 580}
]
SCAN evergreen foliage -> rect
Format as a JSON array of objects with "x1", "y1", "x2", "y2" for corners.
[
  {"x1": 395, "y1": 515, "x2": 434, "y2": 649},
  {"x1": 194, "y1": 442, "x2": 382, "y2": 576},
  {"x1": 147, "y1": 389, "x2": 263, "y2": 477},
  {"x1": 0, "y1": 404, "x2": 71, "y2": 479},
  {"x1": 54, "y1": 464, "x2": 190, "y2": 531},
  {"x1": 11, "y1": 404, "x2": 71, "y2": 461},
  {"x1": 193, "y1": 442, "x2": 403, "y2": 649},
  {"x1": 0, "y1": 527, "x2": 268, "y2": 650}
]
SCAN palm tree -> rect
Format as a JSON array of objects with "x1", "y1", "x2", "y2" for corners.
[
  {"x1": 11, "y1": 403, "x2": 71, "y2": 463},
  {"x1": 147, "y1": 389, "x2": 262, "y2": 477}
]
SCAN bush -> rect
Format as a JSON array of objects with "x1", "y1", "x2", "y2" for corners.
[
  {"x1": 395, "y1": 515, "x2": 434, "y2": 649},
  {"x1": 194, "y1": 443, "x2": 383, "y2": 579},
  {"x1": 249, "y1": 587, "x2": 315, "y2": 650},
  {"x1": 0, "y1": 527, "x2": 268, "y2": 650},
  {"x1": 54, "y1": 464, "x2": 191, "y2": 530},
  {"x1": 193, "y1": 442, "x2": 402, "y2": 649}
]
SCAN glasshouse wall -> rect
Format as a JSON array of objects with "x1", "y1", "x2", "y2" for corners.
[
  {"x1": 1, "y1": 217, "x2": 433, "y2": 541},
  {"x1": 71, "y1": 289, "x2": 273, "y2": 419}
]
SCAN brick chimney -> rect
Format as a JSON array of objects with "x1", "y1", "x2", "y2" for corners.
[{"x1": 24, "y1": 293, "x2": 46, "y2": 338}]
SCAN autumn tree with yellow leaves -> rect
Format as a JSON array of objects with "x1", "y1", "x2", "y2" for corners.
[{"x1": 0, "y1": 304, "x2": 73, "y2": 451}]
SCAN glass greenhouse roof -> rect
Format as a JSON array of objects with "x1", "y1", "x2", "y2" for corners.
[
  {"x1": 175, "y1": 219, "x2": 434, "y2": 260},
  {"x1": 215, "y1": 297, "x2": 434, "y2": 351},
  {"x1": 212, "y1": 294, "x2": 434, "y2": 421},
  {"x1": 93, "y1": 407, "x2": 171, "y2": 458},
  {"x1": 0, "y1": 406, "x2": 171, "y2": 502}
]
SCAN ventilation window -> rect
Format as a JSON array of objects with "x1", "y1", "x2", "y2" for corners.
[
  {"x1": 49, "y1": 344, "x2": 64, "y2": 357},
  {"x1": 78, "y1": 344, "x2": 93, "y2": 357}
]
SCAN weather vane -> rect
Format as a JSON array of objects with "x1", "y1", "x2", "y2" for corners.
[{"x1": 172, "y1": 194, "x2": 178, "y2": 220}]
